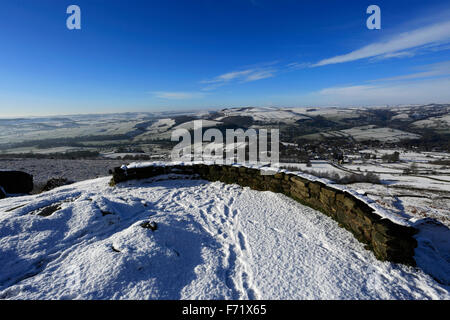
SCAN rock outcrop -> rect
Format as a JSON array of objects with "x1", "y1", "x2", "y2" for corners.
[
  {"x1": 0, "y1": 170, "x2": 34, "y2": 195},
  {"x1": 41, "y1": 178, "x2": 72, "y2": 192},
  {"x1": 0, "y1": 186, "x2": 6, "y2": 199}
]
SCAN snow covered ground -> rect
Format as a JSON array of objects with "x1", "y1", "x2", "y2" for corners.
[
  {"x1": 0, "y1": 176, "x2": 448, "y2": 300},
  {"x1": 305, "y1": 126, "x2": 421, "y2": 142},
  {"x1": 412, "y1": 114, "x2": 450, "y2": 130},
  {"x1": 279, "y1": 161, "x2": 347, "y2": 176},
  {"x1": 217, "y1": 107, "x2": 311, "y2": 124}
]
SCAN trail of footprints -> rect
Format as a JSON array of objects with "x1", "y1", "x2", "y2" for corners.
[
  {"x1": 153, "y1": 183, "x2": 260, "y2": 299},
  {"x1": 197, "y1": 185, "x2": 259, "y2": 300}
]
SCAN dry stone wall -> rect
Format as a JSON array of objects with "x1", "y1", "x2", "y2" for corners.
[{"x1": 110, "y1": 164, "x2": 418, "y2": 265}]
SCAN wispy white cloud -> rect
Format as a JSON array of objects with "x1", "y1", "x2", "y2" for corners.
[
  {"x1": 200, "y1": 60, "x2": 312, "y2": 91},
  {"x1": 203, "y1": 69, "x2": 254, "y2": 83},
  {"x1": 313, "y1": 20, "x2": 450, "y2": 66},
  {"x1": 244, "y1": 70, "x2": 275, "y2": 81},
  {"x1": 151, "y1": 91, "x2": 205, "y2": 100},
  {"x1": 286, "y1": 62, "x2": 311, "y2": 70},
  {"x1": 201, "y1": 66, "x2": 276, "y2": 89},
  {"x1": 313, "y1": 77, "x2": 450, "y2": 105},
  {"x1": 373, "y1": 50, "x2": 417, "y2": 60},
  {"x1": 376, "y1": 60, "x2": 450, "y2": 81}
]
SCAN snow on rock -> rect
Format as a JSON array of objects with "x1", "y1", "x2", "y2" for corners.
[{"x1": 0, "y1": 176, "x2": 448, "y2": 299}]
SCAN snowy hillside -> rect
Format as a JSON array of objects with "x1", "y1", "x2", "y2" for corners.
[
  {"x1": 0, "y1": 175, "x2": 448, "y2": 300},
  {"x1": 217, "y1": 107, "x2": 311, "y2": 123}
]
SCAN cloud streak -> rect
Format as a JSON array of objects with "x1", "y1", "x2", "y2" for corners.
[
  {"x1": 313, "y1": 20, "x2": 450, "y2": 66},
  {"x1": 314, "y1": 77, "x2": 450, "y2": 105},
  {"x1": 201, "y1": 66, "x2": 277, "y2": 90},
  {"x1": 151, "y1": 91, "x2": 205, "y2": 99},
  {"x1": 376, "y1": 60, "x2": 450, "y2": 81}
]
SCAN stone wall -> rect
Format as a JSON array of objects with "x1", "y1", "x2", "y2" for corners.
[{"x1": 110, "y1": 164, "x2": 418, "y2": 265}]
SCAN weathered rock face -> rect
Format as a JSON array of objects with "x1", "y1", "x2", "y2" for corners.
[
  {"x1": 0, "y1": 170, "x2": 34, "y2": 194},
  {"x1": 110, "y1": 164, "x2": 418, "y2": 266},
  {"x1": 41, "y1": 178, "x2": 72, "y2": 192}
]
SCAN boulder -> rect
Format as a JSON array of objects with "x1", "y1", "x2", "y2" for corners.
[
  {"x1": 41, "y1": 178, "x2": 73, "y2": 192},
  {"x1": 0, "y1": 170, "x2": 33, "y2": 194},
  {"x1": 140, "y1": 221, "x2": 158, "y2": 231}
]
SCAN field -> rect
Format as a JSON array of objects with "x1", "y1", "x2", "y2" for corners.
[{"x1": 280, "y1": 148, "x2": 450, "y2": 228}]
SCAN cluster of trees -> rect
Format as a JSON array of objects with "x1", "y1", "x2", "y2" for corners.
[
  {"x1": 279, "y1": 166, "x2": 381, "y2": 184},
  {"x1": 302, "y1": 170, "x2": 381, "y2": 185},
  {"x1": 430, "y1": 159, "x2": 450, "y2": 166},
  {"x1": 115, "y1": 154, "x2": 157, "y2": 160},
  {"x1": 115, "y1": 147, "x2": 145, "y2": 153},
  {"x1": 381, "y1": 151, "x2": 400, "y2": 163},
  {"x1": 401, "y1": 130, "x2": 450, "y2": 152},
  {"x1": 403, "y1": 163, "x2": 418, "y2": 175}
]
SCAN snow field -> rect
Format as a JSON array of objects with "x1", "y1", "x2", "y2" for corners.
[{"x1": 0, "y1": 177, "x2": 448, "y2": 299}]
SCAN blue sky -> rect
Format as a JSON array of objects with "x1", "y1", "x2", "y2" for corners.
[{"x1": 0, "y1": 0, "x2": 449, "y2": 117}]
